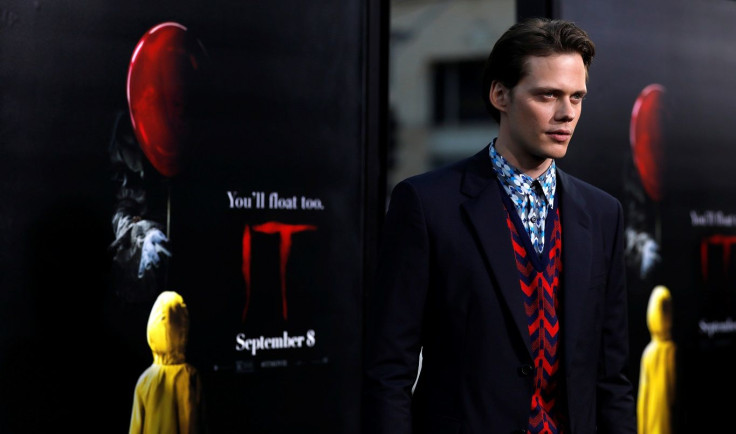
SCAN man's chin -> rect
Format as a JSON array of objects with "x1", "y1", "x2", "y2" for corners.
[{"x1": 540, "y1": 142, "x2": 569, "y2": 160}]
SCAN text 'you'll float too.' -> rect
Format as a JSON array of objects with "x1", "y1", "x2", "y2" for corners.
[{"x1": 227, "y1": 191, "x2": 325, "y2": 210}]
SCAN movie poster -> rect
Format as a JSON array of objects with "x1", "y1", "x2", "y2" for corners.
[
  {"x1": 556, "y1": 0, "x2": 736, "y2": 430},
  {"x1": 0, "y1": 1, "x2": 381, "y2": 433}
]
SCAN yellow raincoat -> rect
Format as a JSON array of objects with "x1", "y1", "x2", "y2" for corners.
[
  {"x1": 129, "y1": 291, "x2": 204, "y2": 434},
  {"x1": 637, "y1": 285, "x2": 676, "y2": 434}
]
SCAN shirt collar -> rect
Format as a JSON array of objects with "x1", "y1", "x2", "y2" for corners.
[{"x1": 489, "y1": 139, "x2": 557, "y2": 209}]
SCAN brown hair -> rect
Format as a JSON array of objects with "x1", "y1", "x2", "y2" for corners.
[{"x1": 481, "y1": 17, "x2": 596, "y2": 123}]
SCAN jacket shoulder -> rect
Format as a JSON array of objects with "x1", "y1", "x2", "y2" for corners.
[
  {"x1": 558, "y1": 169, "x2": 621, "y2": 209},
  {"x1": 395, "y1": 147, "x2": 489, "y2": 200}
]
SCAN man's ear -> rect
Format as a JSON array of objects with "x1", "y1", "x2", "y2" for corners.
[{"x1": 489, "y1": 81, "x2": 510, "y2": 113}]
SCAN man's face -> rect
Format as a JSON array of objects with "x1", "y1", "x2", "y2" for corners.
[{"x1": 494, "y1": 53, "x2": 587, "y2": 172}]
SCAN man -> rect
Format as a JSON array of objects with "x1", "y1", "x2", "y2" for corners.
[{"x1": 363, "y1": 17, "x2": 636, "y2": 434}]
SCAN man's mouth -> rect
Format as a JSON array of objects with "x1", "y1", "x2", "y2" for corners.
[{"x1": 546, "y1": 130, "x2": 571, "y2": 142}]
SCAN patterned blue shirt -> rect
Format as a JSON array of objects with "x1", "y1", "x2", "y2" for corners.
[{"x1": 489, "y1": 140, "x2": 557, "y2": 255}]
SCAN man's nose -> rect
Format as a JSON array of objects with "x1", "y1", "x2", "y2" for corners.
[{"x1": 555, "y1": 99, "x2": 576, "y2": 122}]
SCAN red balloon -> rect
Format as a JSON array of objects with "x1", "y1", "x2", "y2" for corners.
[
  {"x1": 127, "y1": 22, "x2": 206, "y2": 178},
  {"x1": 630, "y1": 84, "x2": 666, "y2": 202}
]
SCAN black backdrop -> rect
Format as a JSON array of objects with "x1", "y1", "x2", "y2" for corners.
[
  {"x1": 0, "y1": 1, "x2": 386, "y2": 433},
  {"x1": 7, "y1": 0, "x2": 735, "y2": 432},
  {"x1": 546, "y1": 0, "x2": 736, "y2": 431}
]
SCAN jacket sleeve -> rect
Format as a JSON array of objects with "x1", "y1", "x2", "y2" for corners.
[
  {"x1": 596, "y1": 199, "x2": 637, "y2": 433},
  {"x1": 177, "y1": 365, "x2": 204, "y2": 434},
  {"x1": 362, "y1": 180, "x2": 430, "y2": 434},
  {"x1": 129, "y1": 377, "x2": 145, "y2": 434}
]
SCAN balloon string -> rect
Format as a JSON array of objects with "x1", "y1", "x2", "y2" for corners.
[
  {"x1": 655, "y1": 204, "x2": 661, "y2": 245},
  {"x1": 165, "y1": 181, "x2": 171, "y2": 292},
  {"x1": 166, "y1": 182, "x2": 171, "y2": 239}
]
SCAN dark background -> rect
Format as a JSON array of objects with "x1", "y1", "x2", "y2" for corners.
[
  {"x1": 552, "y1": 0, "x2": 736, "y2": 431},
  {"x1": 3, "y1": 0, "x2": 734, "y2": 432},
  {"x1": 0, "y1": 1, "x2": 385, "y2": 433}
]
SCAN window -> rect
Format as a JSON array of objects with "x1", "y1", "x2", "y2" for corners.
[{"x1": 432, "y1": 58, "x2": 488, "y2": 125}]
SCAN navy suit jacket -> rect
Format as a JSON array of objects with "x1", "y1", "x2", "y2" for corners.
[{"x1": 363, "y1": 145, "x2": 636, "y2": 434}]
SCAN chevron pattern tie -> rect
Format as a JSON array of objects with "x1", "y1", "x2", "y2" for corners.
[
  {"x1": 527, "y1": 181, "x2": 547, "y2": 255},
  {"x1": 506, "y1": 207, "x2": 564, "y2": 433}
]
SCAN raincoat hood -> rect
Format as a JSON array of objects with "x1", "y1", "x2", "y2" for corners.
[
  {"x1": 646, "y1": 285, "x2": 672, "y2": 342},
  {"x1": 147, "y1": 291, "x2": 189, "y2": 365}
]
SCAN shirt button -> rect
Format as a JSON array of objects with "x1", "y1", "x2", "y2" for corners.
[
  {"x1": 519, "y1": 364, "x2": 534, "y2": 376},
  {"x1": 530, "y1": 215, "x2": 537, "y2": 223}
]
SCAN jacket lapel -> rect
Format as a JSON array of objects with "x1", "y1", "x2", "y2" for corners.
[
  {"x1": 556, "y1": 169, "x2": 593, "y2": 372},
  {"x1": 460, "y1": 147, "x2": 533, "y2": 359}
]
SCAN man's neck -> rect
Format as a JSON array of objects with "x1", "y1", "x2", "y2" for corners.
[{"x1": 494, "y1": 136, "x2": 552, "y2": 179}]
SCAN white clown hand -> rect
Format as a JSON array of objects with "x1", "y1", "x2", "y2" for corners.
[
  {"x1": 138, "y1": 228, "x2": 172, "y2": 278},
  {"x1": 639, "y1": 237, "x2": 661, "y2": 279}
]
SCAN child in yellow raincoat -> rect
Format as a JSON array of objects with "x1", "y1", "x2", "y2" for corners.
[
  {"x1": 130, "y1": 291, "x2": 205, "y2": 434},
  {"x1": 637, "y1": 285, "x2": 676, "y2": 434}
]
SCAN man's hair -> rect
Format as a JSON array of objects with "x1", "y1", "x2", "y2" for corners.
[{"x1": 481, "y1": 17, "x2": 596, "y2": 123}]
